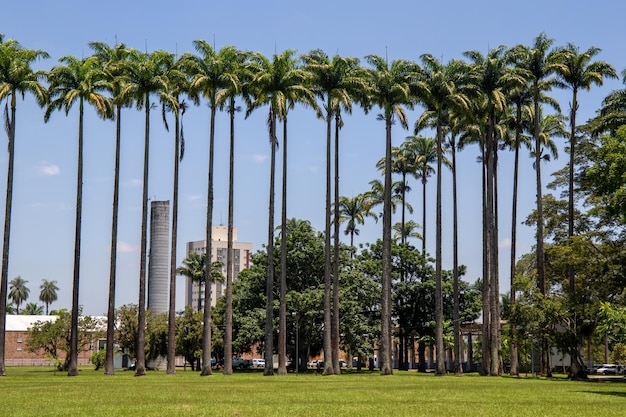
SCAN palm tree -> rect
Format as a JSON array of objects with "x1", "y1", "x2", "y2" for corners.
[
  {"x1": 184, "y1": 41, "x2": 238, "y2": 376},
  {"x1": 219, "y1": 48, "x2": 249, "y2": 378},
  {"x1": 337, "y1": 194, "x2": 378, "y2": 249},
  {"x1": 414, "y1": 54, "x2": 470, "y2": 376},
  {"x1": 303, "y1": 49, "x2": 365, "y2": 375},
  {"x1": 364, "y1": 55, "x2": 417, "y2": 375},
  {"x1": 247, "y1": 50, "x2": 318, "y2": 375},
  {"x1": 45, "y1": 55, "x2": 113, "y2": 376},
  {"x1": 88, "y1": 40, "x2": 132, "y2": 376},
  {"x1": 0, "y1": 35, "x2": 48, "y2": 376},
  {"x1": 39, "y1": 279, "x2": 59, "y2": 314},
  {"x1": 122, "y1": 49, "x2": 175, "y2": 377},
  {"x1": 161, "y1": 55, "x2": 188, "y2": 375},
  {"x1": 177, "y1": 252, "x2": 225, "y2": 304},
  {"x1": 22, "y1": 302, "x2": 43, "y2": 315},
  {"x1": 404, "y1": 135, "x2": 440, "y2": 255},
  {"x1": 392, "y1": 220, "x2": 422, "y2": 243},
  {"x1": 8, "y1": 276, "x2": 29, "y2": 313},
  {"x1": 464, "y1": 45, "x2": 526, "y2": 375},
  {"x1": 552, "y1": 44, "x2": 617, "y2": 293}
]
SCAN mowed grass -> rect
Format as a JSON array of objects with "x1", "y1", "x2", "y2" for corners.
[{"x1": 1, "y1": 367, "x2": 625, "y2": 417}]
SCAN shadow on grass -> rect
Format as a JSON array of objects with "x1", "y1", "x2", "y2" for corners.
[{"x1": 579, "y1": 390, "x2": 626, "y2": 399}]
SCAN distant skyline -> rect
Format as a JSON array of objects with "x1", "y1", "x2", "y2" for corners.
[{"x1": 2, "y1": 1, "x2": 626, "y2": 315}]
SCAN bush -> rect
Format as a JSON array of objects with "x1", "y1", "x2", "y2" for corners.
[{"x1": 89, "y1": 349, "x2": 106, "y2": 370}]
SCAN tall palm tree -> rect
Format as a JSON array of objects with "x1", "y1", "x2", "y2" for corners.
[
  {"x1": 219, "y1": 48, "x2": 249, "y2": 378},
  {"x1": 39, "y1": 279, "x2": 59, "y2": 315},
  {"x1": 0, "y1": 35, "x2": 48, "y2": 376},
  {"x1": 553, "y1": 44, "x2": 617, "y2": 293},
  {"x1": 364, "y1": 55, "x2": 417, "y2": 375},
  {"x1": 392, "y1": 220, "x2": 422, "y2": 243},
  {"x1": 45, "y1": 55, "x2": 113, "y2": 376},
  {"x1": 88, "y1": 40, "x2": 132, "y2": 376},
  {"x1": 464, "y1": 45, "x2": 526, "y2": 375},
  {"x1": 303, "y1": 49, "x2": 364, "y2": 375},
  {"x1": 337, "y1": 194, "x2": 378, "y2": 249},
  {"x1": 161, "y1": 56, "x2": 188, "y2": 375},
  {"x1": 414, "y1": 54, "x2": 470, "y2": 376},
  {"x1": 8, "y1": 276, "x2": 29, "y2": 313},
  {"x1": 247, "y1": 50, "x2": 318, "y2": 375},
  {"x1": 122, "y1": 49, "x2": 175, "y2": 377},
  {"x1": 184, "y1": 41, "x2": 238, "y2": 376},
  {"x1": 513, "y1": 34, "x2": 560, "y2": 302}
]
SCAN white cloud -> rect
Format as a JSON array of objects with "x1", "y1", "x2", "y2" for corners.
[
  {"x1": 499, "y1": 238, "x2": 512, "y2": 249},
  {"x1": 38, "y1": 162, "x2": 60, "y2": 176},
  {"x1": 188, "y1": 194, "x2": 203, "y2": 202},
  {"x1": 126, "y1": 178, "x2": 142, "y2": 187},
  {"x1": 252, "y1": 154, "x2": 267, "y2": 164},
  {"x1": 117, "y1": 241, "x2": 138, "y2": 253}
]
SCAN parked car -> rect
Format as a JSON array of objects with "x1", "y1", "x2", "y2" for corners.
[
  {"x1": 231, "y1": 357, "x2": 252, "y2": 369},
  {"x1": 595, "y1": 364, "x2": 623, "y2": 375},
  {"x1": 252, "y1": 358, "x2": 265, "y2": 368},
  {"x1": 339, "y1": 359, "x2": 347, "y2": 368}
]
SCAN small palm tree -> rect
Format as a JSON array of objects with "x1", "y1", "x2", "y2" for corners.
[
  {"x1": 0, "y1": 35, "x2": 48, "y2": 376},
  {"x1": 39, "y1": 279, "x2": 59, "y2": 315},
  {"x1": 337, "y1": 194, "x2": 378, "y2": 249},
  {"x1": 22, "y1": 302, "x2": 43, "y2": 315},
  {"x1": 177, "y1": 252, "x2": 225, "y2": 310},
  {"x1": 45, "y1": 55, "x2": 112, "y2": 376},
  {"x1": 8, "y1": 276, "x2": 29, "y2": 313}
]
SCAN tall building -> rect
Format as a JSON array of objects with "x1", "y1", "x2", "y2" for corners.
[
  {"x1": 185, "y1": 225, "x2": 252, "y2": 310},
  {"x1": 147, "y1": 200, "x2": 170, "y2": 314}
]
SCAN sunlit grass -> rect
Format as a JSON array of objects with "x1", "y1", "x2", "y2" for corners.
[{"x1": 1, "y1": 367, "x2": 625, "y2": 416}]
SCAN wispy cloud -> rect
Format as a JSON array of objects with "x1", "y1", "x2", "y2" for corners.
[
  {"x1": 252, "y1": 154, "x2": 267, "y2": 164},
  {"x1": 117, "y1": 241, "x2": 138, "y2": 253},
  {"x1": 38, "y1": 162, "x2": 60, "y2": 176},
  {"x1": 126, "y1": 178, "x2": 142, "y2": 187},
  {"x1": 499, "y1": 238, "x2": 511, "y2": 249},
  {"x1": 188, "y1": 194, "x2": 203, "y2": 202}
]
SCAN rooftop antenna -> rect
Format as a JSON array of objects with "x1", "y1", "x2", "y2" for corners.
[
  {"x1": 114, "y1": 34, "x2": 118, "y2": 47},
  {"x1": 145, "y1": 38, "x2": 148, "y2": 54},
  {"x1": 385, "y1": 45, "x2": 388, "y2": 64}
]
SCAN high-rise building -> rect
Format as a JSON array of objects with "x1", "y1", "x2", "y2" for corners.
[
  {"x1": 147, "y1": 200, "x2": 170, "y2": 314},
  {"x1": 185, "y1": 226, "x2": 252, "y2": 310}
]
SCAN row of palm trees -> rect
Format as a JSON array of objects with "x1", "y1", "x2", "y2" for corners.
[
  {"x1": 5, "y1": 277, "x2": 58, "y2": 315},
  {"x1": 0, "y1": 32, "x2": 618, "y2": 378}
]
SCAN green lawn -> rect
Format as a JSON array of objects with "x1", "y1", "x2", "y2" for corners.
[{"x1": 1, "y1": 367, "x2": 625, "y2": 416}]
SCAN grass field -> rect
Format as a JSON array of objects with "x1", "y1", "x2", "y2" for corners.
[{"x1": 1, "y1": 367, "x2": 625, "y2": 416}]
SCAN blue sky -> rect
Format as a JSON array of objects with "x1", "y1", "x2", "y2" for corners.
[{"x1": 2, "y1": 1, "x2": 625, "y2": 315}]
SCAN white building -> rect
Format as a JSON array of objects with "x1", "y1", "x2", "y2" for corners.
[{"x1": 185, "y1": 226, "x2": 252, "y2": 310}]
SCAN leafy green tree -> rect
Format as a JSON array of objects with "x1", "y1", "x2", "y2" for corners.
[
  {"x1": 22, "y1": 302, "x2": 43, "y2": 315},
  {"x1": 553, "y1": 44, "x2": 617, "y2": 293},
  {"x1": 8, "y1": 276, "x2": 29, "y2": 313},
  {"x1": 45, "y1": 54, "x2": 113, "y2": 377},
  {"x1": 27, "y1": 309, "x2": 104, "y2": 371},
  {"x1": 89, "y1": 40, "x2": 133, "y2": 376},
  {"x1": 114, "y1": 304, "x2": 168, "y2": 366},
  {"x1": 586, "y1": 127, "x2": 626, "y2": 222},
  {"x1": 0, "y1": 35, "x2": 48, "y2": 376},
  {"x1": 39, "y1": 279, "x2": 58, "y2": 315},
  {"x1": 175, "y1": 305, "x2": 204, "y2": 370},
  {"x1": 364, "y1": 55, "x2": 417, "y2": 375}
]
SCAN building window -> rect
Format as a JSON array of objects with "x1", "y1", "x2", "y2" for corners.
[
  {"x1": 16, "y1": 346, "x2": 22, "y2": 351},
  {"x1": 17, "y1": 336, "x2": 22, "y2": 343}
]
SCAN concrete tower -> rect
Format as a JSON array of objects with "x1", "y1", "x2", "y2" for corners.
[{"x1": 148, "y1": 200, "x2": 170, "y2": 314}]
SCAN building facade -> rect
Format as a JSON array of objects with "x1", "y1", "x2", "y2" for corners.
[
  {"x1": 147, "y1": 200, "x2": 170, "y2": 314},
  {"x1": 185, "y1": 226, "x2": 252, "y2": 310}
]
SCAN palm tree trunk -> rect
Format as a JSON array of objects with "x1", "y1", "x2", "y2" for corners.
[
  {"x1": 224, "y1": 100, "x2": 236, "y2": 376},
  {"x1": 264, "y1": 109, "x2": 277, "y2": 376},
  {"x1": 568, "y1": 90, "x2": 577, "y2": 293},
  {"x1": 490, "y1": 142, "x2": 500, "y2": 376},
  {"x1": 380, "y1": 115, "x2": 393, "y2": 375},
  {"x1": 201, "y1": 104, "x2": 217, "y2": 376},
  {"x1": 481, "y1": 131, "x2": 491, "y2": 376},
  {"x1": 509, "y1": 112, "x2": 521, "y2": 377},
  {"x1": 452, "y1": 137, "x2": 462, "y2": 375},
  {"x1": 435, "y1": 121, "x2": 445, "y2": 376},
  {"x1": 0, "y1": 92, "x2": 17, "y2": 377},
  {"x1": 105, "y1": 104, "x2": 122, "y2": 376},
  {"x1": 278, "y1": 118, "x2": 288, "y2": 376},
  {"x1": 68, "y1": 101, "x2": 84, "y2": 377},
  {"x1": 135, "y1": 101, "x2": 150, "y2": 377},
  {"x1": 166, "y1": 105, "x2": 180, "y2": 375},
  {"x1": 332, "y1": 112, "x2": 341, "y2": 375},
  {"x1": 323, "y1": 106, "x2": 333, "y2": 376}
]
